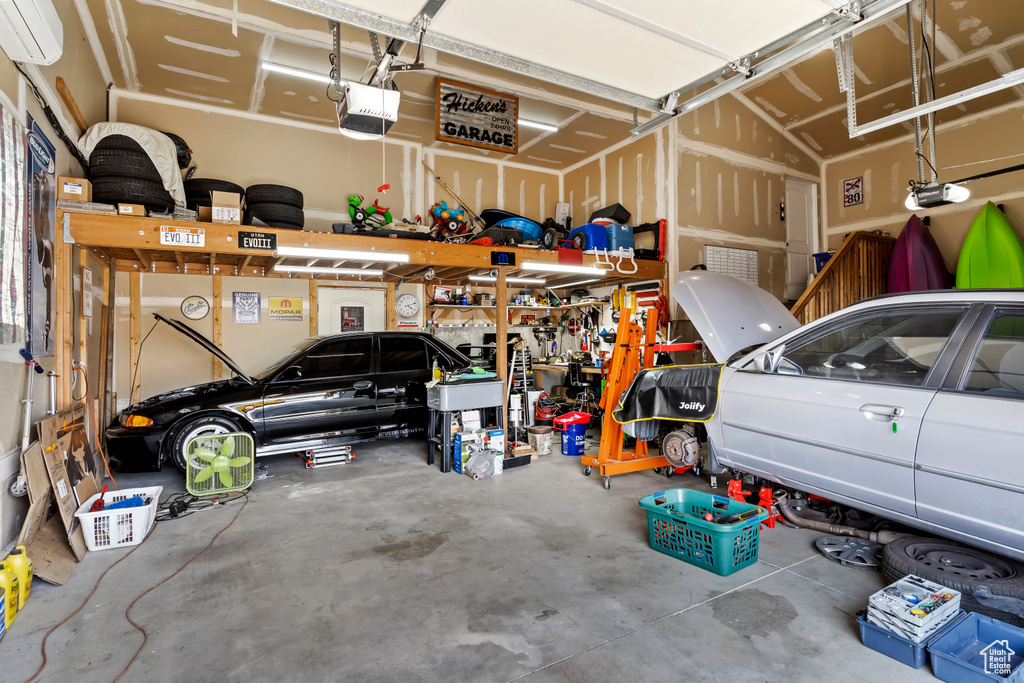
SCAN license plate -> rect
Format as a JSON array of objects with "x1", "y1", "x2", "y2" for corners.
[{"x1": 160, "y1": 226, "x2": 205, "y2": 247}]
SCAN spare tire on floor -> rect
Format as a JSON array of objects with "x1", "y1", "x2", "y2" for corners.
[
  {"x1": 245, "y1": 202, "x2": 304, "y2": 229},
  {"x1": 92, "y1": 176, "x2": 174, "y2": 212},
  {"x1": 245, "y1": 184, "x2": 303, "y2": 208},
  {"x1": 882, "y1": 535, "x2": 1024, "y2": 626}
]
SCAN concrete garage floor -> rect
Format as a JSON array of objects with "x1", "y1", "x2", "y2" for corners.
[{"x1": 3, "y1": 438, "x2": 935, "y2": 682}]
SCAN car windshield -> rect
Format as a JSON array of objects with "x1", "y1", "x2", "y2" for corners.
[{"x1": 251, "y1": 338, "x2": 322, "y2": 381}]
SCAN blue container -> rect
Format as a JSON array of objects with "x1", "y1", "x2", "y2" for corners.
[
  {"x1": 637, "y1": 489, "x2": 768, "y2": 576},
  {"x1": 928, "y1": 612, "x2": 1024, "y2": 683},
  {"x1": 858, "y1": 611, "x2": 967, "y2": 669},
  {"x1": 559, "y1": 422, "x2": 586, "y2": 455},
  {"x1": 604, "y1": 223, "x2": 634, "y2": 251},
  {"x1": 568, "y1": 224, "x2": 608, "y2": 251},
  {"x1": 494, "y1": 217, "x2": 543, "y2": 242},
  {"x1": 813, "y1": 251, "x2": 835, "y2": 271}
]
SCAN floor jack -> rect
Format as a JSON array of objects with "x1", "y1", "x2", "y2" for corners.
[
  {"x1": 580, "y1": 301, "x2": 673, "y2": 490},
  {"x1": 302, "y1": 445, "x2": 354, "y2": 469}
]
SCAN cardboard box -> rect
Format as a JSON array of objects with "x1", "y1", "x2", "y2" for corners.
[
  {"x1": 58, "y1": 177, "x2": 91, "y2": 202},
  {"x1": 211, "y1": 191, "x2": 242, "y2": 224},
  {"x1": 118, "y1": 203, "x2": 146, "y2": 216},
  {"x1": 453, "y1": 431, "x2": 481, "y2": 474},
  {"x1": 197, "y1": 205, "x2": 212, "y2": 222},
  {"x1": 483, "y1": 428, "x2": 505, "y2": 455}
]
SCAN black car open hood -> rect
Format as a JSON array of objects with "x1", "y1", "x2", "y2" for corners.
[{"x1": 153, "y1": 313, "x2": 253, "y2": 384}]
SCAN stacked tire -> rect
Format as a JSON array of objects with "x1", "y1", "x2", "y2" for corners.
[
  {"x1": 244, "y1": 184, "x2": 304, "y2": 230},
  {"x1": 183, "y1": 178, "x2": 245, "y2": 213},
  {"x1": 88, "y1": 135, "x2": 174, "y2": 212}
]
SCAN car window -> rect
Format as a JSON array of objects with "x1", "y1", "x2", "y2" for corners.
[
  {"x1": 777, "y1": 309, "x2": 964, "y2": 386},
  {"x1": 962, "y1": 313, "x2": 1024, "y2": 398},
  {"x1": 380, "y1": 337, "x2": 428, "y2": 373},
  {"x1": 294, "y1": 337, "x2": 372, "y2": 378}
]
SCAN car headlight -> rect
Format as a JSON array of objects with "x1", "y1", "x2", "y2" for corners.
[{"x1": 122, "y1": 414, "x2": 154, "y2": 428}]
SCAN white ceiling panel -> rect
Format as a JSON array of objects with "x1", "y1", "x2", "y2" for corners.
[
  {"x1": 323, "y1": 0, "x2": 426, "y2": 23},
  {"x1": 592, "y1": 0, "x2": 838, "y2": 59},
  {"x1": 429, "y1": 0, "x2": 728, "y2": 99}
]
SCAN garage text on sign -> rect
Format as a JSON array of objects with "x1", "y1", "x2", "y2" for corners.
[
  {"x1": 437, "y1": 78, "x2": 518, "y2": 153},
  {"x1": 843, "y1": 177, "x2": 864, "y2": 207}
]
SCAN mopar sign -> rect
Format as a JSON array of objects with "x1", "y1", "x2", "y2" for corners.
[
  {"x1": 28, "y1": 132, "x2": 54, "y2": 174},
  {"x1": 437, "y1": 78, "x2": 518, "y2": 154},
  {"x1": 491, "y1": 251, "x2": 516, "y2": 267}
]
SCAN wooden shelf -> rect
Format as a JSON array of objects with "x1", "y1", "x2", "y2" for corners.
[{"x1": 428, "y1": 302, "x2": 606, "y2": 310}]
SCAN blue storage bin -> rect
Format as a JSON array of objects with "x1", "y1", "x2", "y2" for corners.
[
  {"x1": 858, "y1": 611, "x2": 966, "y2": 669},
  {"x1": 928, "y1": 612, "x2": 1024, "y2": 682},
  {"x1": 568, "y1": 224, "x2": 608, "y2": 251},
  {"x1": 604, "y1": 223, "x2": 634, "y2": 251}
]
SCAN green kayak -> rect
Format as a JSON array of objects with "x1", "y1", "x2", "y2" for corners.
[{"x1": 955, "y1": 201, "x2": 1024, "y2": 289}]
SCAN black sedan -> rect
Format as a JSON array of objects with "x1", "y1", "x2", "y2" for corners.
[{"x1": 106, "y1": 314, "x2": 471, "y2": 471}]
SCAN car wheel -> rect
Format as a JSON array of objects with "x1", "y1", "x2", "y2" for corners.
[
  {"x1": 167, "y1": 415, "x2": 241, "y2": 473},
  {"x1": 882, "y1": 535, "x2": 1024, "y2": 626}
]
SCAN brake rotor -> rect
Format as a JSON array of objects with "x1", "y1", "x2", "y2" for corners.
[
  {"x1": 661, "y1": 425, "x2": 699, "y2": 467},
  {"x1": 815, "y1": 535, "x2": 883, "y2": 571}
]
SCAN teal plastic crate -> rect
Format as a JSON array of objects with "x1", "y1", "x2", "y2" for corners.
[{"x1": 638, "y1": 489, "x2": 768, "y2": 576}]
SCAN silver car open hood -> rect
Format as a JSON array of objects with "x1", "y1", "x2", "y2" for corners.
[
  {"x1": 670, "y1": 271, "x2": 800, "y2": 362},
  {"x1": 153, "y1": 313, "x2": 253, "y2": 384}
]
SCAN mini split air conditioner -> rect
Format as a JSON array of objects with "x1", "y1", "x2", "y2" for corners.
[
  {"x1": 0, "y1": 0, "x2": 63, "y2": 65},
  {"x1": 337, "y1": 81, "x2": 400, "y2": 141}
]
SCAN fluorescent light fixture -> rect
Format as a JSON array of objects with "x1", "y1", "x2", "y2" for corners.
[
  {"x1": 521, "y1": 262, "x2": 605, "y2": 275},
  {"x1": 557, "y1": 278, "x2": 601, "y2": 289},
  {"x1": 904, "y1": 183, "x2": 970, "y2": 211},
  {"x1": 261, "y1": 61, "x2": 335, "y2": 85},
  {"x1": 518, "y1": 118, "x2": 559, "y2": 132},
  {"x1": 469, "y1": 274, "x2": 546, "y2": 285},
  {"x1": 275, "y1": 246, "x2": 409, "y2": 263},
  {"x1": 275, "y1": 265, "x2": 383, "y2": 276}
]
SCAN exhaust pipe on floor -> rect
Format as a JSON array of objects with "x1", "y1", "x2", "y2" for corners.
[{"x1": 775, "y1": 492, "x2": 904, "y2": 545}]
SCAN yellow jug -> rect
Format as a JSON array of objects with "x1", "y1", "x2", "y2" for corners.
[
  {"x1": 0, "y1": 562, "x2": 19, "y2": 631},
  {"x1": 6, "y1": 546, "x2": 32, "y2": 610}
]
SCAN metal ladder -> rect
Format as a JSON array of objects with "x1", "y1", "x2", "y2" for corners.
[{"x1": 301, "y1": 444, "x2": 354, "y2": 469}]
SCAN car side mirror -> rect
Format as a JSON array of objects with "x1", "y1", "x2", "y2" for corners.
[
  {"x1": 280, "y1": 365, "x2": 303, "y2": 380},
  {"x1": 754, "y1": 346, "x2": 784, "y2": 373}
]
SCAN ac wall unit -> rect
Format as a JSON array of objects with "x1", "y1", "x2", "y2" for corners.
[{"x1": 0, "y1": 0, "x2": 63, "y2": 65}]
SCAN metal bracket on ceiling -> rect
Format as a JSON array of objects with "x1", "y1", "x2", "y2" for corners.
[
  {"x1": 330, "y1": 21, "x2": 344, "y2": 101},
  {"x1": 368, "y1": 31, "x2": 383, "y2": 62},
  {"x1": 729, "y1": 57, "x2": 752, "y2": 79},
  {"x1": 833, "y1": 34, "x2": 858, "y2": 137},
  {"x1": 631, "y1": 107, "x2": 638, "y2": 127},
  {"x1": 833, "y1": 0, "x2": 863, "y2": 22}
]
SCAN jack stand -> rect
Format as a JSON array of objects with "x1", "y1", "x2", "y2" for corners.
[
  {"x1": 758, "y1": 487, "x2": 784, "y2": 529},
  {"x1": 709, "y1": 475, "x2": 718, "y2": 489},
  {"x1": 303, "y1": 445, "x2": 354, "y2": 469},
  {"x1": 727, "y1": 479, "x2": 751, "y2": 502}
]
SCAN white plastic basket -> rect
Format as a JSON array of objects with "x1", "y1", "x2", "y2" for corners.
[{"x1": 73, "y1": 486, "x2": 162, "y2": 551}]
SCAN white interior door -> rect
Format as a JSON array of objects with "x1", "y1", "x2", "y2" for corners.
[
  {"x1": 785, "y1": 178, "x2": 818, "y2": 301},
  {"x1": 317, "y1": 287, "x2": 386, "y2": 335}
]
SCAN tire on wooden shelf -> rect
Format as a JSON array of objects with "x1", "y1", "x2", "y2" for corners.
[
  {"x1": 245, "y1": 202, "x2": 305, "y2": 229},
  {"x1": 88, "y1": 147, "x2": 163, "y2": 183},
  {"x1": 91, "y1": 176, "x2": 174, "y2": 212},
  {"x1": 183, "y1": 178, "x2": 244, "y2": 210},
  {"x1": 245, "y1": 184, "x2": 303, "y2": 208}
]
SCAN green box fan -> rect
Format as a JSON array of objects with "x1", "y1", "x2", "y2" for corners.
[{"x1": 184, "y1": 431, "x2": 255, "y2": 496}]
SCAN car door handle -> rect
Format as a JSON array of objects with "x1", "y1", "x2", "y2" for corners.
[
  {"x1": 353, "y1": 380, "x2": 374, "y2": 390},
  {"x1": 859, "y1": 404, "x2": 905, "y2": 422}
]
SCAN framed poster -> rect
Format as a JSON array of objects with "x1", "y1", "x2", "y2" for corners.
[
  {"x1": 0, "y1": 103, "x2": 27, "y2": 345},
  {"x1": 340, "y1": 307, "x2": 364, "y2": 332},
  {"x1": 269, "y1": 296, "x2": 302, "y2": 321},
  {"x1": 233, "y1": 292, "x2": 260, "y2": 324},
  {"x1": 436, "y1": 78, "x2": 518, "y2": 153},
  {"x1": 26, "y1": 114, "x2": 56, "y2": 356}
]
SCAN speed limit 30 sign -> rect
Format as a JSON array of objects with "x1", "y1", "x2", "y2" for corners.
[{"x1": 843, "y1": 177, "x2": 864, "y2": 207}]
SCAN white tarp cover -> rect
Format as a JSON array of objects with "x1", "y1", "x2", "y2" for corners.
[{"x1": 78, "y1": 123, "x2": 186, "y2": 208}]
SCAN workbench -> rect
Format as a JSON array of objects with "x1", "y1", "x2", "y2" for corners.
[{"x1": 426, "y1": 380, "x2": 506, "y2": 472}]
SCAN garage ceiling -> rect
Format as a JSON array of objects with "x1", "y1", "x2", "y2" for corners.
[{"x1": 81, "y1": 0, "x2": 1024, "y2": 168}]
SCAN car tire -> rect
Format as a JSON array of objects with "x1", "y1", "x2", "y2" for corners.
[
  {"x1": 91, "y1": 177, "x2": 174, "y2": 212},
  {"x1": 245, "y1": 202, "x2": 305, "y2": 229},
  {"x1": 245, "y1": 184, "x2": 303, "y2": 208},
  {"x1": 882, "y1": 535, "x2": 1024, "y2": 626},
  {"x1": 183, "y1": 178, "x2": 245, "y2": 210},
  {"x1": 167, "y1": 415, "x2": 243, "y2": 473},
  {"x1": 89, "y1": 148, "x2": 163, "y2": 183}
]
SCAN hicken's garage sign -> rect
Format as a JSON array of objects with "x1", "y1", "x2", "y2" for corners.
[{"x1": 436, "y1": 78, "x2": 518, "y2": 153}]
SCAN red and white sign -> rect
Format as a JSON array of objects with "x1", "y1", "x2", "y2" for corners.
[{"x1": 843, "y1": 177, "x2": 864, "y2": 207}]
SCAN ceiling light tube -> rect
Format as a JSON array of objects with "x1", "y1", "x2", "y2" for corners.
[
  {"x1": 261, "y1": 61, "x2": 335, "y2": 85},
  {"x1": 275, "y1": 265, "x2": 383, "y2": 276},
  {"x1": 469, "y1": 274, "x2": 546, "y2": 285},
  {"x1": 521, "y1": 262, "x2": 605, "y2": 275},
  {"x1": 557, "y1": 278, "x2": 602, "y2": 288},
  {"x1": 275, "y1": 246, "x2": 409, "y2": 263},
  {"x1": 518, "y1": 119, "x2": 559, "y2": 132}
]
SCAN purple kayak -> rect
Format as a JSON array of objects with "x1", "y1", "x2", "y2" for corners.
[{"x1": 887, "y1": 214, "x2": 949, "y2": 292}]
